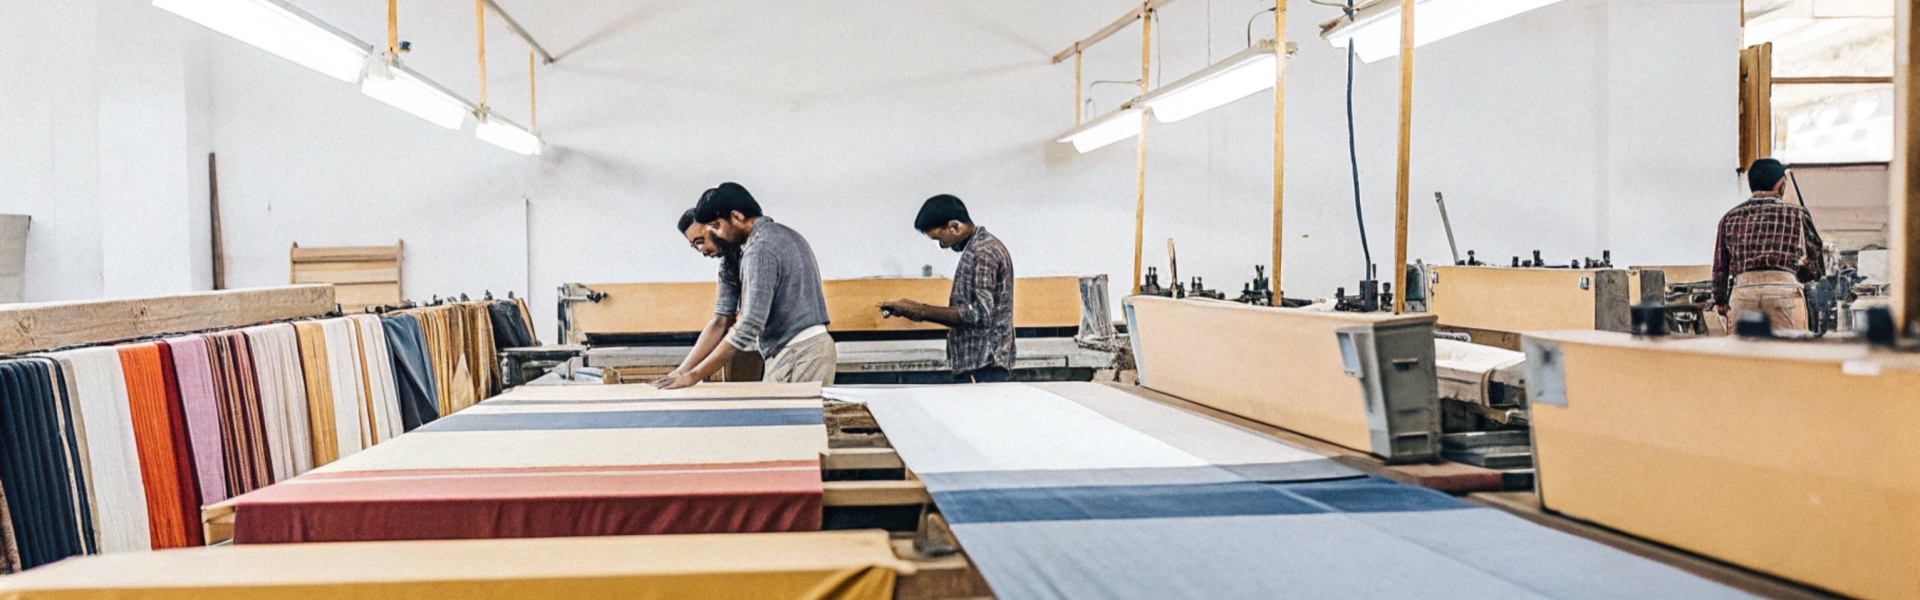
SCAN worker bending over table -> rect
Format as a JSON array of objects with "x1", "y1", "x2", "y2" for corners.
[
  {"x1": 879, "y1": 195, "x2": 1017, "y2": 383},
  {"x1": 657, "y1": 183, "x2": 835, "y2": 388},
  {"x1": 1712, "y1": 158, "x2": 1827, "y2": 334}
]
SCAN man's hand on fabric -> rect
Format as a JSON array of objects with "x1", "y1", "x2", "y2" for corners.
[{"x1": 654, "y1": 372, "x2": 701, "y2": 390}]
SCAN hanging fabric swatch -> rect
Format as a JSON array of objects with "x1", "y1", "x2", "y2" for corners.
[
  {"x1": 115, "y1": 343, "x2": 202, "y2": 550},
  {"x1": 461, "y1": 302, "x2": 498, "y2": 400},
  {"x1": 381, "y1": 315, "x2": 440, "y2": 431},
  {"x1": 0, "y1": 478, "x2": 17, "y2": 574},
  {"x1": 164, "y1": 336, "x2": 228, "y2": 503},
  {"x1": 348, "y1": 315, "x2": 405, "y2": 443},
  {"x1": 290, "y1": 323, "x2": 339, "y2": 467},
  {"x1": 41, "y1": 357, "x2": 98, "y2": 557},
  {"x1": 317, "y1": 319, "x2": 372, "y2": 454},
  {"x1": 0, "y1": 359, "x2": 90, "y2": 569},
  {"x1": 241, "y1": 324, "x2": 314, "y2": 481},
  {"x1": 512, "y1": 297, "x2": 539, "y2": 346},
  {"x1": 488, "y1": 300, "x2": 533, "y2": 350},
  {"x1": 206, "y1": 332, "x2": 272, "y2": 497},
  {"x1": 48, "y1": 348, "x2": 151, "y2": 554}
]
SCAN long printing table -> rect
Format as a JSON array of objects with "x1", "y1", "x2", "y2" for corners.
[{"x1": 216, "y1": 383, "x2": 830, "y2": 544}]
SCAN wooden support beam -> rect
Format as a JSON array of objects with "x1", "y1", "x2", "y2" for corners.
[
  {"x1": 821, "y1": 448, "x2": 904, "y2": 471},
  {"x1": 1050, "y1": 0, "x2": 1179, "y2": 64},
  {"x1": 0, "y1": 285, "x2": 335, "y2": 355},
  {"x1": 1074, "y1": 51, "x2": 1083, "y2": 125},
  {"x1": 1131, "y1": 6, "x2": 1153, "y2": 294},
  {"x1": 209, "y1": 153, "x2": 225, "y2": 290},
  {"x1": 1391, "y1": 0, "x2": 1416, "y2": 314},
  {"x1": 823, "y1": 480, "x2": 932, "y2": 507},
  {"x1": 1896, "y1": 0, "x2": 1919, "y2": 337},
  {"x1": 1271, "y1": 0, "x2": 1288, "y2": 299},
  {"x1": 481, "y1": 0, "x2": 556, "y2": 64},
  {"x1": 201, "y1": 499, "x2": 237, "y2": 546}
]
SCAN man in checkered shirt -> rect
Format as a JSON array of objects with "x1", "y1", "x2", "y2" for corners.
[
  {"x1": 1712, "y1": 158, "x2": 1827, "y2": 333},
  {"x1": 879, "y1": 195, "x2": 1017, "y2": 383}
]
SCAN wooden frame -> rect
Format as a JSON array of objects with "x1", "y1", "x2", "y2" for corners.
[
  {"x1": 0, "y1": 285, "x2": 334, "y2": 356},
  {"x1": 1739, "y1": 43, "x2": 1774, "y2": 167},
  {"x1": 1896, "y1": 0, "x2": 1918, "y2": 337},
  {"x1": 290, "y1": 241, "x2": 403, "y2": 312}
]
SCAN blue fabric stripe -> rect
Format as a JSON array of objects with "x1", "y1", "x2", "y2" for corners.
[
  {"x1": 415, "y1": 408, "x2": 823, "y2": 432},
  {"x1": 934, "y1": 477, "x2": 1472, "y2": 524}
]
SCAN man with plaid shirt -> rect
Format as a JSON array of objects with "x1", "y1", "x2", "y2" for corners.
[
  {"x1": 1712, "y1": 158, "x2": 1827, "y2": 333},
  {"x1": 880, "y1": 195, "x2": 1017, "y2": 383}
]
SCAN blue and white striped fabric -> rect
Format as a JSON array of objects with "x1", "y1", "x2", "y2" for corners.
[{"x1": 827, "y1": 383, "x2": 1754, "y2": 600}]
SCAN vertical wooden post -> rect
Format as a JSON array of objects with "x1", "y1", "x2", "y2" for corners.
[
  {"x1": 1391, "y1": 0, "x2": 1416, "y2": 314},
  {"x1": 1271, "y1": 1, "x2": 1288, "y2": 299},
  {"x1": 209, "y1": 153, "x2": 225, "y2": 290},
  {"x1": 476, "y1": 0, "x2": 488, "y2": 109},
  {"x1": 1074, "y1": 50, "x2": 1084, "y2": 125},
  {"x1": 1895, "y1": 0, "x2": 1919, "y2": 337},
  {"x1": 1132, "y1": 7, "x2": 1153, "y2": 295},
  {"x1": 387, "y1": 0, "x2": 398, "y2": 56}
]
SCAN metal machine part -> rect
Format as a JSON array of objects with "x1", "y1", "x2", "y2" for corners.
[
  {"x1": 1435, "y1": 192, "x2": 1461, "y2": 265},
  {"x1": 1139, "y1": 267, "x2": 1173, "y2": 297},
  {"x1": 1235, "y1": 265, "x2": 1275, "y2": 306},
  {"x1": 1188, "y1": 277, "x2": 1225, "y2": 300},
  {"x1": 556, "y1": 283, "x2": 608, "y2": 344},
  {"x1": 1336, "y1": 322, "x2": 1442, "y2": 464}
]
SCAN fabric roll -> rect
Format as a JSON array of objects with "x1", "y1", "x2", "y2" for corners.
[
  {"x1": 380, "y1": 315, "x2": 440, "y2": 431},
  {"x1": 115, "y1": 343, "x2": 202, "y2": 550},
  {"x1": 164, "y1": 336, "x2": 229, "y2": 503},
  {"x1": 241, "y1": 324, "x2": 314, "y2": 481},
  {"x1": 50, "y1": 347, "x2": 151, "y2": 554},
  {"x1": 317, "y1": 319, "x2": 371, "y2": 454},
  {"x1": 349, "y1": 316, "x2": 405, "y2": 443},
  {"x1": 0, "y1": 475, "x2": 17, "y2": 574},
  {"x1": 42, "y1": 357, "x2": 98, "y2": 557},
  {"x1": 488, "y1": 300, "x2": 533, "y2": 350},
  {"x1": 291, "y1": 323, "x2": 339, "y2": 467},
  {"x1": 0, "y1": 360, "x2": 88, "y2": 569},
  {"x1": 464, "y1": 302, "x2": 498, "y2": 400},
  {"x1": 208, "y1": 332, "x2": 272, "y2": 496}
]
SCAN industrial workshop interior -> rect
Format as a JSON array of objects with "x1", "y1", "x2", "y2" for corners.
[{"x1": 0, "y1": 0, "x2": 1915, "y2": 598}]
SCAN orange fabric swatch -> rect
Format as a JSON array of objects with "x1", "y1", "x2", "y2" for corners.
[{"x1": 116, "y1": 344, "x2": 202, "y2": 549}]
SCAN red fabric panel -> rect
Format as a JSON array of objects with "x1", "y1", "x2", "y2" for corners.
[
  {"x1": 153, "y1": 342, "x2": 205, "y2": 547},
  {"x1": 118, "y1": 344, "x2": 196, "y2": 548},
  {"x1": 230, "y1": 461, "x2": 824, "y2": 544}
]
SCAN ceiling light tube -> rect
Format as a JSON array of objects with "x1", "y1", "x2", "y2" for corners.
[
  {"x1": 361, "y1": 58, "x2": 473, "y2": 129},
  {"x1": 1323, "y1": 0, "x2": 1572, "y2": 63},
  {"x1": 476, "y1": 114, "x2": 542, "y2": 155},
  {"x1": 1138, "y1": 40, "x2": 1278, "y2": 123},
  {"x1": 1057, "y1": 107, "x2": 1145, "y2": 154},
  {"x1": 154, "y1": 0, "x2": 372, "y2": 82}
]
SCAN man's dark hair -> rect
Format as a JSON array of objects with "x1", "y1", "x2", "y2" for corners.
[
  {"x1": 693, "y1": 182, "x2": 762, "y2": 223},
  {"x1": 914, "y1": 194, "x2": 972, "y2": 232},
  {"x1": 1747, "y1": 158, "x2": 1787, "y2": 193},
  {"x1": 676, "y1": 208, "x2": 699, "y2": 233}
]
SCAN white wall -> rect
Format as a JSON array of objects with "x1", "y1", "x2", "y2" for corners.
[
  {"x1": 2, "y1": 0, "x2": 1742, "y2": 336},
  {"x1": 0, "y1": 0, "x2": 214, "y2": 302}
]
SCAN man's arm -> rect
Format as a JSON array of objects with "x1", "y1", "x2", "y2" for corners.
[
  {"x1": 1803, "y1": 209, "x2": 1828, "y2": 279},
  {"x1": 880, "y1": 248, "x2": 1001, "y2": 329},
  {"x1": 653, "y1": 313, "x2": 733, "y2": 386},
  {"x1": 1711, "y1": 215, "x2": 1732, "y2": 311},
  {"x1": 661, "y1": 335, "x2": 737, "y2": 389}
]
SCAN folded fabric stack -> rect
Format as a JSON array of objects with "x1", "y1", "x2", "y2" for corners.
[
  {"x1": 227, "y1": 383, "x2": 829, "y2": 544},
  {"x1": 830, "y1": 383, "x2": 1757, "y2": 600},
  {"x1": 0, "y1": 298, "x2": 536, "y2": 571}
]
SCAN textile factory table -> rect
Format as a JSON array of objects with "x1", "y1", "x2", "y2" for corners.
[
  {"x1": 0, "y1": 530, "x2": 906, "y2": 600},
  {"x1": 584, "y1": 337, "x2": 1118, "y2": 384},
  {"x1": 827, "y1": 383, "x2": 1760, "y2": 600},
  {"x1": 216, "y1": 383, "x2": 830, "y2": 544}
]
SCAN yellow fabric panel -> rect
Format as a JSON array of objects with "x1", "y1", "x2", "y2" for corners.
[
  {"x1": 1531, "y1": 331, "x2": 1920, "y2": 600},
  {"x1": 0, "y1": 530, "x2": 905, "y2": 600},
  {"x1": 290, "y1": 323, "x2": 337, "y2": 467},
  {"x1": 1126, "y1": 297, "x2": 1435, "y2": 453}
]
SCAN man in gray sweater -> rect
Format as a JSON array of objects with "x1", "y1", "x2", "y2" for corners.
[{"x1": 657, "y1": 183, "x2": 836, "y2": 388}]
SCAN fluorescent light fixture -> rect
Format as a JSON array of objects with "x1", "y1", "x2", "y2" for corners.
[
  {"x1": 154, "y1": 0, "x2": 371, "y2": 82},
  {"x1": 1056, "y1": 107, "x2": 1145, "y2": 154},
  {"x1": 476, "y1": 115, "x2": 542, "y2": 156},
  {"x1": 1323, "y1": 0, "x2": 1572, "y2": 63},
  {"x1": 361, "y1": 58, "x2": 472, "y2": 129},
  {"x1": 1138, "y1": 40, "x2": 1278, "y2": 123}
]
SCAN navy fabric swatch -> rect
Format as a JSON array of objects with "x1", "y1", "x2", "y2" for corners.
[
  {"x1": 488, "y1": 301, "x2": 534, "y2": 349},
  {"x1": 934, "y1": 481, "x2": 1329, "y2": 524},
  {"x1": 380, "y1": 315, "x2": 441, "y2": 430}
]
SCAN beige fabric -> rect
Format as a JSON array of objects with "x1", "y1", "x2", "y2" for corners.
[
  {"x1": 0, "y1": 530, "x2": 906, "y2": 600},
  {"x1": 766, "y1": 333, "x2": 837, "y2": 385},
  {"x1": 1433, "y1": 339, "x2": 1526, "y2": 406},
  {"x1": 492, "y1": 382, "x2": 821, "y2": 402},
  {"x1": 1729, "y1": 270, "x2": 1807, "y2": 333}
]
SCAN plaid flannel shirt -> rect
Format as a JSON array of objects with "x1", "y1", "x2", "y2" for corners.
[
  {"x1": 1711, "y1": 196, "x2": 1826, "y2": 306},
  {"x1": 947, "y1": 228, "x2": 1015, "y2": 374}
]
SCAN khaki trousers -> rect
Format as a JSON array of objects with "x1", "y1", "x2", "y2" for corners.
[
  {"x1": 1728, "y1": 270, "x2": 1808, "y2": 333},
  {"x1": 765, "y1": 331, "x2": 837, "y2": 385}
]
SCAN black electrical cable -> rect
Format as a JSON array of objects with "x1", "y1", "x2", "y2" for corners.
[{"x1": 1342, "y1": 1, "x2": 1372, "y2": 278}]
